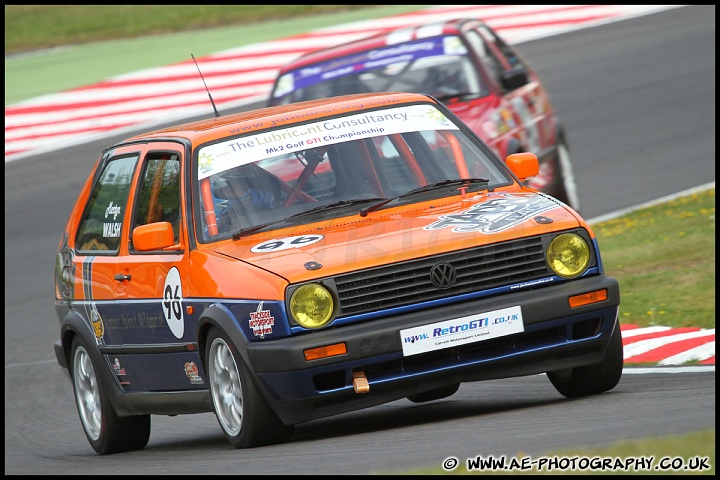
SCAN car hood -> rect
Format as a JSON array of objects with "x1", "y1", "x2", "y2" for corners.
[{"x1": 209, "y1": 191, "x2": 581, "y2": 283}]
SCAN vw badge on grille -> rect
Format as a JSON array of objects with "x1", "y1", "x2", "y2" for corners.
[{"x1": 430, "y1": 263, "x2": 457, "y2": 289}]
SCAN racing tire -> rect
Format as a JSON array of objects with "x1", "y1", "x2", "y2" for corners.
[
  {"x1": 553, "y1": 137, "x2": 581, "y2": 213},
  {"x1": 206, "y1": 327, "x2": 294, "y2": 448},
  {"x1": 547, "y1": 321, "x2": 624, "y2": 398},
  {"x1": 70, "y1": 336, "x2": 150, "y2": 455},
  {"x1": 407, "y1": 383, "x2": 460, "y2": 403}
]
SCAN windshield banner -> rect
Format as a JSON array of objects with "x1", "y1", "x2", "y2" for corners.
[
  {"x1": 198, "y1": 104, "x2": 458, "y2": 179},
  {"x1": 273, "y1": 35, "x2": 467, "y2": 98}
]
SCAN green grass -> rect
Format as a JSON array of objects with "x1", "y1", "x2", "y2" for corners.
[
  {"x1": 595, "y1": 188, "x2": 715, "y2": 332},
  {"x1": 4, "y1": 5, "x2": 397, "y2": 54}
]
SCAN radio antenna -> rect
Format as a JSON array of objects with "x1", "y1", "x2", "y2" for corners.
[{"x1": 191, "y1": 54, "x2": 220, "y2": 118}]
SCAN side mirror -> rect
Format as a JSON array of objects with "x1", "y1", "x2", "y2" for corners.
[
  {"x1": 506, "y1": 152, "x2": 539, "y2": 182},
  {"x1": 500, "y1": 65, "x2": 529, "y2": 90},
  {"x1": 132, "y1": 222, "x2": 180, "y2": 252}
]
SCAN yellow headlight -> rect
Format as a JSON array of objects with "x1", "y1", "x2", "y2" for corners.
[
  {"x1": 289, "y1": 283, "x2": 335, "y2": 329},
  {"x1": 547, "y1": 233, "x2": 590, "y2": 278}
]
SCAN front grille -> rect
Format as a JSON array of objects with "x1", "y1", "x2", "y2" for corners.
[{"x1": 335, "y1": 236, "x2": 550, "y2": 316}]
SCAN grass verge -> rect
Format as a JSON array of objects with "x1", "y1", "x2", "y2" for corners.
[
  {"x1": 4, "y1": 5, "x2": 403, "y2": 54},
  {"x1": 596, "y1": 188, "x2": 715, "y2": 331}
]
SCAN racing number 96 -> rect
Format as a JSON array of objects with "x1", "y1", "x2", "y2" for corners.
[
  {"x1": 164, "y1": 283, "x2": 182, "y2": 321},
  {"x1": 163, "y1": 266, "x2": 185, "y2": 338}
]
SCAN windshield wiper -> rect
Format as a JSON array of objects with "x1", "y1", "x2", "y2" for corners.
[
  {"x1": 232, "y1": 221, "x2": 282, "y2": 240},
  {"x1": 359, "y1": 178, "x2": 489, "y2": 217},
  {"x1": 232, "y1": 198, "x2": 384, "y2": 240},
  {"x1": 288, "y1": 197, "x2": 385, "y2": 219}
]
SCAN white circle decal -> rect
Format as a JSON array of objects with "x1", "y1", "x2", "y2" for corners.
[
  {"x1": 163, "y1": 266, "x2": 184, "y2": 339},
  {"x1": 250, "y1": 234, "x2": 323, "y2": 253}
]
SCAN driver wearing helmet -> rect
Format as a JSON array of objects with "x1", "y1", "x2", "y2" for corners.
[{"x1": 211, "y1": 164, "x2": 277, "y2": 232}]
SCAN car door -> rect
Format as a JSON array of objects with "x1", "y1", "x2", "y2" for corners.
[
  {"x1": 71, "y1": 144, "x2": 144, "y2": 355},
  {"x1": 475, "y1": 24, "x2": 554, "y2": 156},
  {"x1": 112, "y1": 143, "x2": 208, "y2": 392}
]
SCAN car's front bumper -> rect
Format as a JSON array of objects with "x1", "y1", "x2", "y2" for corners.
[{"x1": 247, "y1": 274, "x2": 620, "y2": 425}]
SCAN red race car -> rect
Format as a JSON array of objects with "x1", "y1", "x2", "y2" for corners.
[{"x1": 269, "y1": 17, "x2": 580, "y2": 212}]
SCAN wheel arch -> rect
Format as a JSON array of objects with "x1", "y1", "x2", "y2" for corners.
[
  {"x1": 59, "y1": 311, "x2": 127, "y2": 416},
  {"x1": 196, "y1": 304, "x2": 291, "y2": 424},
  {"x1": 57, "y1": 310, "x2": 96, "y2": 373},
  {"x1": 196, "y1": 304, "x2": 251, "y2": 375}
]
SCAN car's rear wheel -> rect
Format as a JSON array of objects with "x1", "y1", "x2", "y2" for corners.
[
  {"x1": 206, "y1": 327, "x2": 294, "y2": 448},
  {"x1": 70, "y1": 336, "x2": 150, "y2": 455},
  {"x1": 547, "y1": 321, "x2": 624, "y2": 398},
  {"x1": 407, "y1": 383, "x2": 460, "y2": 403}
]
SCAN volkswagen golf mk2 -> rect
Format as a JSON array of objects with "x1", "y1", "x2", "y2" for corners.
[{"x1": 54, "y1": 92, "x2": 622, "y2": 455}]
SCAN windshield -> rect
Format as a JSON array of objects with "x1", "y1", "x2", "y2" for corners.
[
  {"x1": 194, "y1": 103, "x2": 511, "y2": 242},
  {"x1": 270, "y1": 35, "x2": 487, "y2": 106}
]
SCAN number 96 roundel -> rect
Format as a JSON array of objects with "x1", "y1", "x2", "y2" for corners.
[{"x1": 163, "y1": 266, "x2": 184, "y2": 339}]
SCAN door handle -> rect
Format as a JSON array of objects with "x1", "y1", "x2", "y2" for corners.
[{"x1": 114, "y1": 273, "x2": 132, "y2": 282}]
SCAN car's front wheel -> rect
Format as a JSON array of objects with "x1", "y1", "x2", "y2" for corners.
[
  {"x1": 206, "y1": 327, "x2": 294, "y2": 448},
  {"x1": 70, "y1": 336, "x2": 150, "y2": 454},
  {"x1": 547, "y1": 321, "x2": 624, "y2": 398}
]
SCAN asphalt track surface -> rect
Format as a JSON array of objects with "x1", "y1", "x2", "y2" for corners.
[{"x1": 4, "y1": 5, "x2": 715, "y2": 475}]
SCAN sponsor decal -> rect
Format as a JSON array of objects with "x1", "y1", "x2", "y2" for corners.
[
  {"x1": 499, "y1": 108, "x2": 516, "y2": 129},
  {"x1": 273, "y1": 37, "x2": 455, "y2": 96},
  {"x1": 113, "y1": 358, "x2": 130, "y2": 385},
  {"x1": 163, "y1": 267, "x2": 184, "y2": 339},
  {"x1": 184, "y1": 362, "x2": 204, "y2": 385},
  {"x1": 482, "y1": 119, "x2": 499, "y2": 139},
  {"x1": 400, "y1": 305, "x2": 524, "y2": 356},
  {"x1": 112, "y1": 358, "x2": 126, "y2": 376},
  {"x1": 249, "y1": 302, "x2": 274, "y2": 339},
  {"x1": 103, "y1": 201, "x2": 122, "y2": 238},
  {"x1": 424, "y1": 193, "x2": 559, "y2": 234},
  {"x1": 90, "y1": 302, "x2": 104, "y2": 341},
  {"x1": 510, "y1": 278, "x2": 554, "y2": 289},
  {"x1": 197, "y1": 104, "x2": 458, "y2": 180},
  {"x1": 81, "y1": 258, "x2": 105, "y2": 345}
]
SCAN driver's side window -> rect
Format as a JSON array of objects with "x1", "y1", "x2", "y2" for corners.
[
  {"x1": 466, "y1": 29, "x2": 504, "y2": 87},
  {"x1": 75, "y1": 155, "x2": 138, "y2": 253},
  {"x1": 132, "y1": 153, "x2": 181, "y2": 245}
]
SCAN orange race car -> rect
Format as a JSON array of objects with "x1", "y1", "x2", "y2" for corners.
[{"x1": 54, "y1": 91, "x2": 622, "y2": 455}]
